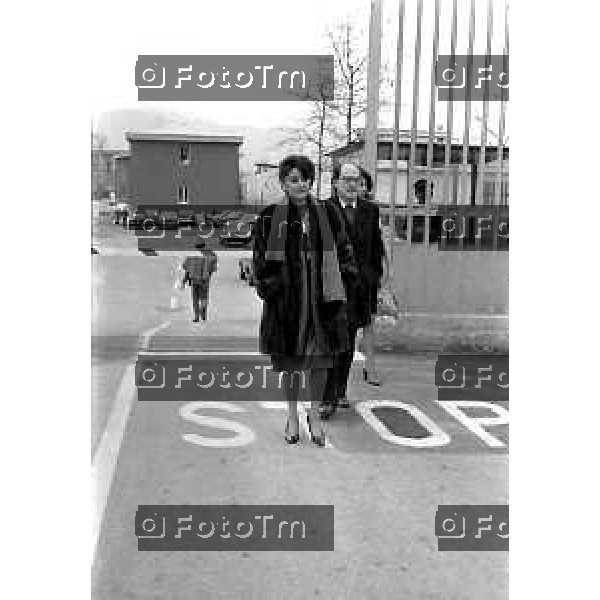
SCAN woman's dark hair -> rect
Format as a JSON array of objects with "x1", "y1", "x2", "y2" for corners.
[
  {"x1": 278, "y1": 155, "x2": 315, "y2": 185},
  {"x1": 359, "y1": 167, "x2": 373, "y2": 192}
]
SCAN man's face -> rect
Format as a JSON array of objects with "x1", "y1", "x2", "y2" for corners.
[
  {"x1": 281, "y1": 168, "x2": 311, "y2": 201},
  {"x1": 334, "y1": 164, "x2": 360, "y2": 202}
]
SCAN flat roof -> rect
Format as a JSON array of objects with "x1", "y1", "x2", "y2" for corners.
[{"x1": 126, "y1": 131, "x2": 243, "y2": 144}]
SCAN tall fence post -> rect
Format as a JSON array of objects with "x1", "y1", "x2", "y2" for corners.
[
  {"x1": 444, "y1": 0, "x2": 458, "y2": 209},
  {"x1": 476, "y1": 0, "x2": 494, "y2": 208},
  {"x1": 389, "y1": 0, "x2": 406, "y2": 270},
  {"x1": 425, "y1": 0, "x2": 441, "y2": 247},
  {"x1": 364, "y1": 0, "x2": 382, "y2": 198},
  {"x1": 408, "y1": 0, "x2": 424, "y2": 246}
]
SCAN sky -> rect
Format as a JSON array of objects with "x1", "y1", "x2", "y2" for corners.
[
  {"x1": 91, "y1": 0, "x2": 371, "y2": 127},
  {"x1": 91, "y1": 0, "x2": 509, "y2": 140}
]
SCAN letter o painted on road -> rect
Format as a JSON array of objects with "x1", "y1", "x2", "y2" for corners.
[{"x1": 355, "y1": 400, "x2": 451, "y2": 447}]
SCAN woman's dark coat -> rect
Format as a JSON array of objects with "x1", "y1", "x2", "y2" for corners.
[{"x1": 252, "y1": 198, "x2": 361, "y2": 359}]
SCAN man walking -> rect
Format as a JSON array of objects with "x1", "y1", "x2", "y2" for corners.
[
  {"x1": 320, "y1": 163, "x2": 385, "y2": 418},
  {"x1": 181, "y1": 247, "x2": 218, "y2": 322}
]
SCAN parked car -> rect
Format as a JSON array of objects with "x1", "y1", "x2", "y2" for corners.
[
  {"x1": 224, "y1": 210, "x2": 244, "y2": 221},
  {"x1": 177, "y1": 207, "x2": 196, "y2": 228},
  {"x1": 128, "y1": 208, "x2": 145, "y2": 229},
  {"x1": 219, "y1": 220, "x2": 253, "y2": 246},
  {"x1": 161, "y1": 210, "x2": 179, "y2": 230},
  {"x1": 206, "y1": 211, "x2": 228, "y2": 228},
  {"x1": 112, "y1": 202, "x2": 130, "y2": 225}
]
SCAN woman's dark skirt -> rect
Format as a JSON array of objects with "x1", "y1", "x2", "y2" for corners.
[{"x1": 270, "y1": 325, "x2": 334, "y2": 372}]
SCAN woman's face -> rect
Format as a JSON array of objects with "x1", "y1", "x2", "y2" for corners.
[{"x1": 281, "y1": 168, "x2": 311, "y2": 201}]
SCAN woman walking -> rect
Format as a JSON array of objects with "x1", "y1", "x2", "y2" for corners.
[{"x1": 252, "y1": 155, "x2": 360, "y2": 446}]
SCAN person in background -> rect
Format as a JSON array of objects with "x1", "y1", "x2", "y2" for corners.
[
  {"x1": 319, "y1": 163, "x2": 385, "y2": 419},
  {"x1": 182, "y1": 246, "x2": 218, "y2": 323},
  {"x1": 358, "y1": 166, "x2": 390, "y2": 386},
  {"x1": 252, "y1": 155, "x2": 360, "y2": 446}
]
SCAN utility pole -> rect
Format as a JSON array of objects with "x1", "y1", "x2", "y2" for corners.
[{"x1": 364, "y1": 0, "x2": 382, "y2": 195}]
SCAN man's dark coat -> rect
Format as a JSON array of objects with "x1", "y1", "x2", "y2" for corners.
[{"x1": 327, "y1": 196, "x2": 385, "y2": 327}]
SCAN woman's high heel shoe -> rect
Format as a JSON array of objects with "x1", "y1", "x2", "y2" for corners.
[
  {"x1": 284, "y1": 419, "x2": 299, "y2": 444},
  {"x1": 306, "y1": 414, "x2": 326, "y2": 447},
  {"x1": 363, "y1": 367, "x2": 381, "y2": 386}
]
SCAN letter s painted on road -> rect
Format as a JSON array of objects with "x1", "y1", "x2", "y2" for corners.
[{"x1": 178, "y1": 401, "x2": 255, "y2": 448}]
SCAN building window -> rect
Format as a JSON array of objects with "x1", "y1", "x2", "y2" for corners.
[
  {"x1": 413, "y1": 145, "x2": 427, "y2": 166},
  {"x1": 411, "y1": 215, "x2": 425, "y2": 243},
  {"x1": 483, "y1": 181, "x2": 496, "y2": 203},
  {"x1": 179, "y1": 144, "x2": 190, "y2": 165},
  {"x1": 414, "y1": 179, "x2": 434, "y2": 205},
  {"x1": 429, "y1": 215, "x2": 442, "y2": 244},
  {"x1": 377, "y1": 143, "x2": 392, "y2": 160},
  {"x1": 377, "y1": 143, "x2": 410, "y2": 161},
  {"x1": 177, "y1": 185, "x2": 188, "y2": 204}
]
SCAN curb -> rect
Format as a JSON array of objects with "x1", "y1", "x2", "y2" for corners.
[{"x1": 364, "y1": 314, "x2": 509, "y2": 355}]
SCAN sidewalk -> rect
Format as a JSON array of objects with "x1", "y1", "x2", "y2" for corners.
[
  {"x1": 365, "y1": 313, "x2": 509, "y2": 354},
  {"x1": 150, "y1": 252, "x2": 262, "y2": 350}
]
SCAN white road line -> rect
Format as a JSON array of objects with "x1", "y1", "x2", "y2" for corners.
[
  {"x1": 92, "y1": 319, "x2": 172, "y2": 565},
  {"x1": 91, "y1": 363, "x2": 136, "y2": 564},
  {"x1": 139, "y1": 321, "x2": 173, "y2": 350},
  {"x1": 398, "y1": 312, "x2": 508, "y2": 319},
  {"x1": 94, "y1": 327, "x2": 350, "y2": 559},
  {"x1": 138, "y1": 351, "x2": 264, "y2": 356}
]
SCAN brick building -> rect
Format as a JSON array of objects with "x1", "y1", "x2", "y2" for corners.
[{"x1": 125, "y1": 132, "x2": 243, "y2": 207}]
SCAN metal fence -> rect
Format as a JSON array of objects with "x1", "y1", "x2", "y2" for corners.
[{"x1": 385, "y1": 0, "x2": 509, "y2": 251}]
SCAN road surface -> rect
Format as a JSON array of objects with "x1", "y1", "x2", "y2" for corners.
[{"x1": 92, "y1": 250, "x2": 508, "y2": 599}]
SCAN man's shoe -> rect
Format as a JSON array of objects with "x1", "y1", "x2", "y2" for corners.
[
  {"x1": 318, "y1": 403, "x2": 336, "y2": 420},
  {"x1": 338, "y1": 397, "x2": 350, "y2": 409},
  {"x1": 363, "y1": 368, "x2": 381, "y2": 386},
  {"x1": 192, "y1": 317, "x2": 200, "y2": 323}
]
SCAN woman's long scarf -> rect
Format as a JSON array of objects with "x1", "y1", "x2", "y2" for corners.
[{"x1": 264, "y1": 198, "x2": 346, "y2": 303}]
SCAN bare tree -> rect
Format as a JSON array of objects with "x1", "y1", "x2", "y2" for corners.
[
  {"x1": 275, "y1": 17, "x2": 392, "y2": 196},
  {"x1": 91, "y1": 130, "x2": 106, "y2": 200},
  {"x1": 473, "y1": 114, "x2": 509, "y2": 146},
  {"x1": 327, "y1": 18, "x2": 394, "y2": 144},
  {"x1": 326, "y1": 19, "x2": 369, "y2": 145},
  {"x1": 277, "y1": 62, "x2": 344, "y2": 199}
]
